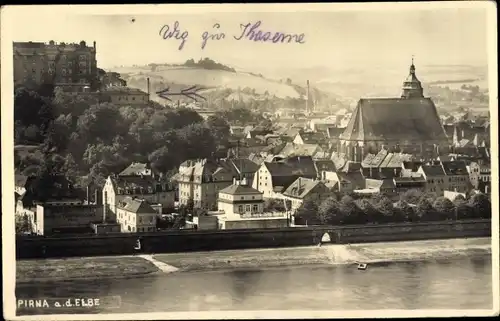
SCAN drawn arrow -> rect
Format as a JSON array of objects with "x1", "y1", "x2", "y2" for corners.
[{"x1": 156, "y1": 85, "x2": 207, "y2": 102}]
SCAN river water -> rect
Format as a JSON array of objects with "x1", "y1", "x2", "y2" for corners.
[{"x1": 16, "y1": 240, "x2": 493, "y2": 315}]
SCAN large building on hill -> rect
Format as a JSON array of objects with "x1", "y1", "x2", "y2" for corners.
[
  {"x1": 13, "y1": 40, "x2": 98, "y2": 92},
  {"x1": 338, "y1": 61, "x2": 450, "y2": 162}
]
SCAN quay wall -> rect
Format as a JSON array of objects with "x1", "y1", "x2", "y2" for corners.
[{"x1": 16, "y1": 219, "x2": 491, "y2": 259}]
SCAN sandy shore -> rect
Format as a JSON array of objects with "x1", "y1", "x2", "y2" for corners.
[
  {"x1": 16, "y1": 237, "x2": 491, "y2": 282},
  {"x1": 16, "y1": 256, "x2": 159, "y2": 284},
  {"x1": 153, "y1": 237, "x2": 491, "y2": 272}
]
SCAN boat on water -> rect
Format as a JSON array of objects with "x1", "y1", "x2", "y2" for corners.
[{"x1": 357, "y1": 263, "x2": 368, "y2": 270}]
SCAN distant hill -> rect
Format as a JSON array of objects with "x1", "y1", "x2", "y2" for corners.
[{"x1": 112, "y1": 66, "x2": 304, "y2": 100}]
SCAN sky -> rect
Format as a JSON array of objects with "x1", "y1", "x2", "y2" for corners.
[{"x1": 4, "y1": 4, "x2": 491, "y2": 74}]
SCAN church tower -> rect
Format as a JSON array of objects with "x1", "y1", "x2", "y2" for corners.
[{"x1": 401, "y1": 58, "x2": 424, "y2": 99}]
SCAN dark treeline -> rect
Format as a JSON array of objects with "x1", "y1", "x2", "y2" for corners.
[
  {"x1": 14, "y1": 84, "x2": 268, "y2": 188},
  {"x1": 290, "y1": 190, "x2": 491, "y2": 226}
]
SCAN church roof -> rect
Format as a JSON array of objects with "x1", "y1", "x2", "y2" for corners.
[{"x1": 340, "y1": 97, "x2": 449, "y2": 143}]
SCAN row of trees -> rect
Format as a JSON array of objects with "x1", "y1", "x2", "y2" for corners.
[
  {"x1": 15, "y1": 83, "x2": 270, "y2": 188},
  {"x1": 294, "y1": 191, "x2": 491, "y2": 226}
]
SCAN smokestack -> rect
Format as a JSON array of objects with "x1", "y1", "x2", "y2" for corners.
[
  {"x1": 86, "y1": 185, "x2": 90, "y2": 204},
  {"x1": 147, "y1": 78, "x2": 150, "y2": 101}
]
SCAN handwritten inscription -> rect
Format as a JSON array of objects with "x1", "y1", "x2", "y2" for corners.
[
  {"x1": 234, "y1": 21, "x2": 305, "y2": 44},
  {"x1": 159, "y1": 21, "x2": 189, "y2": 50},
  {"x1": 201, "y1": 23, "x2": 226, "y2": 49},
  {"x1": 159, "y1": 21, "x2": 305, "y2": 50}
]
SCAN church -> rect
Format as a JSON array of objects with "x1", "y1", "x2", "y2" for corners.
[{"x1": 338, "y1": 60, "x2": 451, "y2": 162}]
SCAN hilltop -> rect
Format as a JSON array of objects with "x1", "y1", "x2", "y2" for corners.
[{"x1": 108, "y1": 58, "x2": 343, "y2": 108}]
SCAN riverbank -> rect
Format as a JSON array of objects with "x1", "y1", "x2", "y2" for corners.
[
  {"x1": 152, "y1": 237, "x2": 491, "y2": 272},
  {"x1": 16, "y1": 256, "x2": 160, "y2": 284},
  {"x1": 16, "y1": 237, "x2": 491, "y2": 283}
]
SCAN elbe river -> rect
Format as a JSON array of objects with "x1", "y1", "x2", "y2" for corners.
[{"x1": 16, "y1": 240, "x2": 492, "y2": 314}]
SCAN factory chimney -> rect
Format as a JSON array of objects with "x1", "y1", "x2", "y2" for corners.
[{"x1": 147, "y1": 77, "x2": 151, "y2": 102}]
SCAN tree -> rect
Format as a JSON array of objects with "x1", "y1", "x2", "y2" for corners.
[
  {"x1": 355, "y1": 198, "x2": 378, "y2": 224},
  {"x1": 206, "y1": 115, "x2": 230, "y2": 147},
  {"x1": 176, "y1": 123, "x2": 217, "y2": 160},
  {"x1": 400, "y1": 189, "x2": 424, "y2": 205},
  {"x1": 395, "y1": 200, "x2": 415, "y2": 222},
  {"x1": 317, "y1": 196, "x2": 342, "y2": 225},
  {"x1": 264, "y1": 198, "x2": 286, "y2": 212},
  {"x1": 468, "y1": 193, "x2": 491, "y2": 219},
  {"x1": 416, "y1": 198, "x2": 434, "y2": 221},
  {"x1": 148, "y1": 146, "x2": 175, "y2": 175},
  {"x1": 295, "y1": 199, "x2": 320, "y2": 226},
  {"x1": 433, "y1": 197, "x2": 455, "y2": 220},
  {"x1": 373, "y1": 195, "x2": 395, "y2": 223},
  {"x1": 338, "y1": 195, "x2": 361, "y2": 224},
  {"x1": 15, "y1": 214, "x2": 33, "y2": 234},
  {"x1": 454, "y1": 197, "x2": 472, "y2": 220}
]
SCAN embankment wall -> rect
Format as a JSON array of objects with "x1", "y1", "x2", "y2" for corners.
[{"x1": 16, "y1": 219, "x2": 491, "y2": 259}]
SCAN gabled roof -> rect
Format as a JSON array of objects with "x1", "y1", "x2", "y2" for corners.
[
  {"x1": 340, "y1": 98, "x2": 449, "y2": 142},
  {"x1": 403, "y1": 161, "x2": 424, "y2": 172},
  {"x1": 111, "y1": 175, "x2": 172, "y2": 193},
  {"x1": 296, "y1": 132, "x2": 327, "y2": 144},
  {"x1": 119, "y1": 162, "x2": 150, "y2": 176},
  {"x1": 219, "y1": 184, "x2": 262, "y2": 195},
  {"x1": 441, "y1": 161, "x2": 469, "y2": 176},
  {"x1": 420, "y1": 165, "x2": 446, "y2": 177},
  {"x1": 331, "y1": 152, "x2": 347, "y2": 170},
  {"x1": 326, "y1": 127, "x2": 345, "y2": 139},
  {"x1": 314, "y1": 160, "x2": 336, "y2": 173},
  {"x1": 118, "y1": 197, "x2": 156, "y2": 214},
  {"x1": 282, "y1": 178, "x2": 326, "y2": 199},
  {"x1": 280, "y1": 143, "x2": 322, "y2": 158},
  {"x1": 222, "y1": 158, "x2": 259, "y2": 175},
  {"x1": 393, "y1": 176, "x2": 426, "y2": 186}
]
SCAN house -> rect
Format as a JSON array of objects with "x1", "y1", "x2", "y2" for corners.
[
  {"x1": 314, "y1": 160, "x2": 337, "y2": 180},
  {"x1": 441, "y1": 161, "x2": 471, "y2": 193},
  {"x1": 246, "y1": 126, "x2": 273, "y2": 139},
  {"x1": 252, "y1": 156, "x2": 317, "y2": 198},
  {"x1": 115, "y1": 197, "x2": 158, "y2": 233},
  {"x1": 393, "y1": 176, "x2": 426, "y2": 195},
  {"x1": 101, "y1": 87, "x2": 149, "y2": 106},
  {"x1": 323, "y1": 171, "x2": 364, "y2": 193},
  {"x1": 279, "y1": 127, "x2": 303, "y2": 142},
  {"x1": 102, "y1": 175, "x2": 175, "y2": 221},
  {"x1": 418, "y1": 164, "x2": 447, "y2": 196},
  {"x1": 364, "y1": 178, "x2": 397, "y2": 199},
  {"x1": 15, "y1": 175, "x2": 87, "y2": 233},
  {"x1": 401, "y1": 161, "x2": 424, "y2": 177},
  {"x1": 222, "y1": 157, "x2": 260, "y2": 187},
  {"x1": 176, "y1": 159, "x2": 233, "y2": 210},
  {"x1": 119, "y1": 162, "x2": 152, "y2": 176},
  {"x1": 467, "y1": 162, "x2": 491, "y2": 192},
  {"x1": 293, "y1": 132, "x2": 328, "y2": 146},
  {"x1": 279, "y1": 143, "x2": 324, "y2": 158},
  {"x1": 216, "y1": 180, "x2": 288, "y2": 229},
  {"x1": 35, "y1": 203, "x2": 103, "y2": 236},
  {"x1": 280, "y1": 177, "x2": 331, "y2": 211}
]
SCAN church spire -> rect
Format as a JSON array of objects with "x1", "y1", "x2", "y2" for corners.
[{"x1": 401, "y1": 56, "x2": 424, "y2": 99}]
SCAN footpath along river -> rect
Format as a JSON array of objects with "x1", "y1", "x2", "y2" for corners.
[{"x1": 16, "y1": 238, "x2": 493, "y2": 314}]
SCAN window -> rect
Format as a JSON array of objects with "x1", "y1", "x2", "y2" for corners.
[
  {"x1": 132, "y1": 97, "x2": 135, "y2": 101},
  {"x1": 252, "y1": 204, "x2": 258, "y2": 213},
  {"x1": 245, "y1": 205, "x2": 251, "y2": 212},
  {"x1": 238, "y1": 205, "x2": 244, "y2": 213}
]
